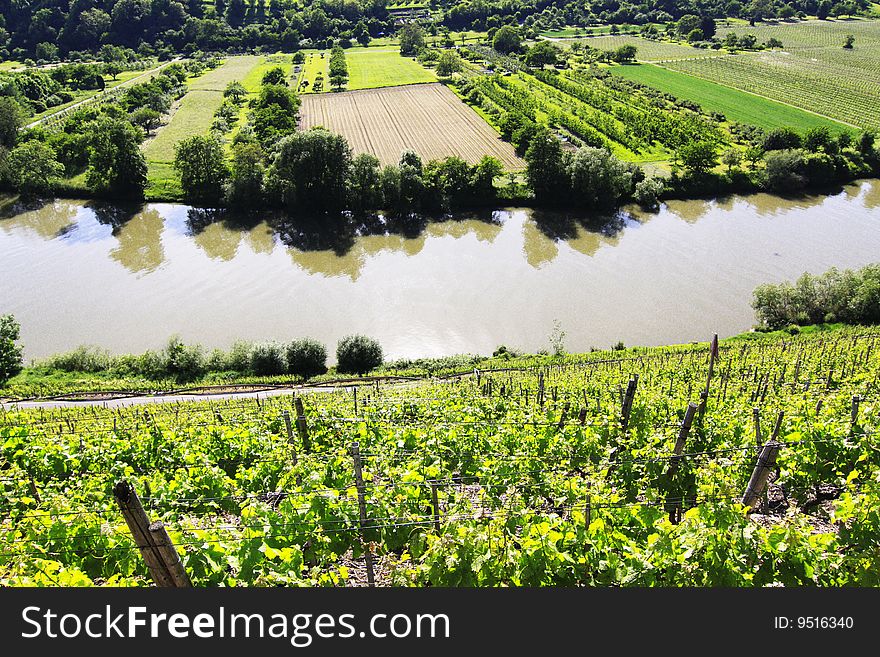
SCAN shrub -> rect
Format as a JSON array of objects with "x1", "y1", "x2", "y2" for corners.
[
  {"x1": 633, "y1": 177, "x2": 665, "y2": 210},
  {"x1": 249, "y1": 341, "x2": 287, "y2": 375},
  {"x1": 286, "y1": 338, "x2": 328, "y2": 378},
  {"x1": 0, "y1": 314, "x2": 24, "y2": 384},
  {"x1": 163, "y1": 336, "x2": 206, "y2": 382},
  {"x1": 44, "y1": 345, "x2": 112, "y2": 373},
  {"x1": 336, "y1": 335, "x2": 383, "y2": 374}
]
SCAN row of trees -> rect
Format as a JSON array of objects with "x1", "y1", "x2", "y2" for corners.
[
  {"x1": 174, "y1": 126, "x2": 507, "y2": 215},
  {"x1": 2, "y1": 0, "x2": 868, "y2": 61},
  {"x1": 752, "y1": 264, "x2": 880, "y2": 330}
]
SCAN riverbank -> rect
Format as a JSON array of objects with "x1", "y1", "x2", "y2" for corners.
[{"x1": 0, "y1": 323, "x2": 855, "y2": 403}]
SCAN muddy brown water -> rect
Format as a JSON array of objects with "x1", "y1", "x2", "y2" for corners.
[{"x1": 2, "y1": 181, "x2": 879, "y2": 362}]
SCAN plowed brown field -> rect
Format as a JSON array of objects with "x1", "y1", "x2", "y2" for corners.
[{"x1": 298, "y1": 83, "x2": 524, "y2": 169}]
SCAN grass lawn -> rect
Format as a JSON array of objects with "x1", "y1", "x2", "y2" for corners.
[
  {"x1": 346, "y1": 49, "x2": 436, "y2": 90},
  {"x1": 297, "y1": 48, "x2": 436, "y2": 93},
  {"x1": 611, "y1": 63, "x2": 848, "y2": 133}
]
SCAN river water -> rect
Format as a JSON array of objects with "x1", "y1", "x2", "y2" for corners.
[{"x1": 2, "y1": 181, "x2": 879, "y2": 362}]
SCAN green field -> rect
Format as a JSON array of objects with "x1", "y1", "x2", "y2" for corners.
[
  {"x1": 662, "y1": 52, "x2": 877, "y2": 129},
  {"x1": 347, "y1": 49, "x2": 436, "y2": 90},
  {"x1": 657, "y1": 19, "x2": 880, "y2": 130},
  {"x1": 611, "y1": 63, "x2": 847, "y2": 133},
  {"x1": 298, "y1": 48, "x2": 436, "y2": 93},
  {"x1": 143, "y1": 55, "x2": 264, "y2": 192}
]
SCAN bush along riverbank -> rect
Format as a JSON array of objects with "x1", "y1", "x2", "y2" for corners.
[{"x1": 0, "y1": 315, "x2": 868, "y2": 402}]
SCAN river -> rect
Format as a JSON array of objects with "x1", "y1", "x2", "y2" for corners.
[{"x1": 2, "y1": 181, "x2": 879, "y2": 362}]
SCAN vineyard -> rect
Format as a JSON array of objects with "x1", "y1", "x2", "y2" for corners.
[
  {"x1": 298, "y1": 83, "x2": 524, "y2": 168},
  {"x1": 662, "y1": 52, "x2": 879, "y2": 129},
  {"x1": 2, "y1": 328, "x2": 879, "y2": 587}
]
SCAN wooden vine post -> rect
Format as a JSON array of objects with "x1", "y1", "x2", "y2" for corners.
[
  {"x1": 113, "y1": 480, "x2": 191, "y2": 587},
  {"x1": 666, "y1": 402, "x2": 698, "y2": 523},
  {"x1": 741, "y1": 442, "x2": 782, "y2": 511},
  {"x1": 430, "y1": 482, "x2": 441, "y2": 533},
  {"x1": 351, "y1": 442, "x2": 376, "y2": 586},
  {"x1": 851, "y1": 395, "x2": 861, "y2": 431},
  {"x1": 620, "y1": 375, "x2": 638, "y2": 432},
  {"x1": 294, "y1": 396, "x2": 311, "y2": 453},
  {"x1": 698, "y1": 334, "x2": 718, "y2": 423}
]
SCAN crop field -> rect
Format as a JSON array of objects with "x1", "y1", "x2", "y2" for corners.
[
  {"x1": 574, "y1": 35, "x2": 709, "y2": 61},
  {"x1": 298, "y1": 83, "x2": 524, "y2": 168},
  {"x1": 662, "y1": 52, "x2": 879, "y2": 129},
  {"x1": 2, "y1": 329, "x2": 879, "y2": 586},
  {"x1": 611, "y1": 63, "x2": 846, "y2": 133}
]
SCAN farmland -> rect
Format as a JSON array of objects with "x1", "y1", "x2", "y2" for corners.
[
  {"x1": 611, "y1": 64, "x2": 847, "y2": 133},
  {"x1": 662, "y1": 52, "x2": 878, "y2": 129},
  {"x1": 346, "y1": 49, "x2": 436, "y2": 90},
  {"x1": 142, "y1": 55, "x2": 273, "y2": 197},
  {"x1": 2, "y1": 328, "x2": 879, "y2": 586},
  {"x1": 647, "y1": 20, "x2": 880, "y2": 130},
  {"x1": 296, "y1": 49, "x2": 436, "y2": 93},
  {"x1": 298, "y1": 83, "x2": 524, "y2": 168}
]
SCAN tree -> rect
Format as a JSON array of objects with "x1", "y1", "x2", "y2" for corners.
[
  {"x1": 129, "y1": 107, "x2": 161, "y2": 133},
  {"x1": 226, "y1": 142, "x2": 264, "y2": 208},
  {"x1": 336, "y1": 335, "x2": 383, "y2": 374},
  {"x1": 567, "y1": 147, "x2": 633, "y2": 209},
  {"x1": 525, "y1": 128, "x2": 568, "y2": 203},
  {"x1": 764, "y1": 149, "x2": 806, "y2": 192},
  {"x1": 104, "y1": 61, "x2": 123, "y2": 80},
  {"x1": 524, "y1": 41, "x2": 559, "y2": 67},
  {"x1": 0, "y1": 97, "x2": 23, "y2": 149},
  {"x1": 676, "y1": 141, "x2": 718, "y2": 175},
  {"x1": 762, "y1": 127, "x2": 802, "y2": 151},
  {"x1": 844, "y1": 34, "x2": 855, "y2": 49},
  {"x1": 224, "y1": 81, "x2": 247, "y2": 102},
  {"x1": 435, "y1": 50, "x2": 463, "y2": 77},
  {"x1": 399, "y1": 24, "x2": 426, "y2": 56},
  {"x1": 0, "y1": 314, "x2": 23, "y2": 385},
  {"x1": 85, "y1": 118, "x2": 147, "y2": 199},
  {"x1": 348, "y1": 152, "x2": 383, "y2": 213},
  {"x1": 722, "y1": 148, "x2": 743, "y2": 171},
  {"x1": 7, "y1": 141, "x2": 63, "y2": 197},
  {"x1": 174, "y1": 135, "x2": 229, "y2": 205},
  {"x1": 267, "y1": 128, "x2": 352, "y2": 213},
  {"x1": 250, "y1": 83, "x2": 300, "y2": 145},
  {"x1": 470, "y1": 155, "x2": 503, "y2": 202},
  {"x1": 677, "y1": 14, "x2": 701, "y2": 37},
  {"x1": 493, "y1": 25, "x2": 522, "y2": 54},
  {"x1": 261, "y1": 66, "x2": 287, "y2": 86},
  {"x1": 612, "y1": 44, "x2": 638, "y2": 62},
  {"x1": 687, "y1": 28, "x2": 704, "y2": 43},
  {"x1": 286, "y1": 338, "x2": 327, "y2": 378}
]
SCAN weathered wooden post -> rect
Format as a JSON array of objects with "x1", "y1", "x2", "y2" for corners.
[
  {"x1": 851, "y1": 395, "x2": 861, "y2": 430},
  {"x1": 294, "y1": 396, "x2": 311, "y2": 453},
  {"x1": 430, "y1": 481, "x2": 441, "y2": 533},
  {"x1": 741, "y1": 442, "x2": 782, "y2": 511},
  {"x1": 351, "y1": 442, "x2": 376, "y2": 586},
  {"x1": 113, "y1": 480, "x2": 176, "y2": 587},
  {"x1": 149, "y1": 521, "x2": 192, "y2": 587}
]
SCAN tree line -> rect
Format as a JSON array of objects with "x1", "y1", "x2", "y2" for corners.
[{"x1": 1, "y1": 1, "x2": 868, "y2": 61}]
